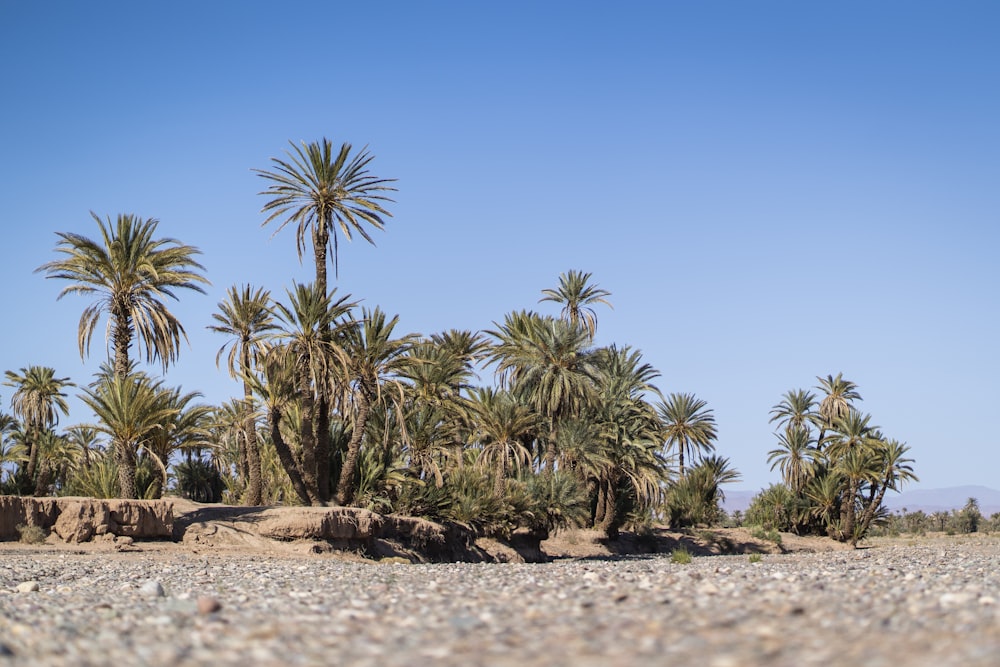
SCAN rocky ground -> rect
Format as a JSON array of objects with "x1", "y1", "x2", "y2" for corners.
[{"x1": 0, "y1": 531, "x2": 997, "y2": 666}]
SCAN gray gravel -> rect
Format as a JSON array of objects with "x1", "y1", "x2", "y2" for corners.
[{"x1": 1, "y1": 540, "x2": 999, "y2": 666}]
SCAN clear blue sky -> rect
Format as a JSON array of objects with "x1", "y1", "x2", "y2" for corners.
[{"x1": 1, "y1": 1, "x2": 997, "y2": 492}]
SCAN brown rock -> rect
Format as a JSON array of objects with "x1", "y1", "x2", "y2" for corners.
[
  {"x1": 0, "y1": 496, "x2": 173, "y2": 543},
  {"x1": 197, "y1": 596, "x2": 222, "y2": 615},
  {"x1": 0, "y1": 496, "x2": 59, "y2": 540},
  {"x1": 256, "y1": 506, "x2": 384, "y2": 541},
  {"x1": 52, "y1": 500, "x2": 111, "y2": 543},
  {"x1": 106, "y1": 499, "x2": 174, "y2": 538}
]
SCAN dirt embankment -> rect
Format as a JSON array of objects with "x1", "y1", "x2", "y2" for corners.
[{"x1": 0, "y1": 495, "x2": 851, "y2": 562}]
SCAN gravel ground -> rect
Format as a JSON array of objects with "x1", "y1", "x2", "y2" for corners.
[{"x1": 0, "y1": 538, "x2": 998, "y2": 667}]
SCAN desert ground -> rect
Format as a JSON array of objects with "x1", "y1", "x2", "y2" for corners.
[{"x1": 0, "y1": 501, "x2": 997, "y2": 666}]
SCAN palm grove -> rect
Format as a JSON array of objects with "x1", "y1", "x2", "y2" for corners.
[{"x1": 1, "y1": 137, "x2": 915, "y2": 544}]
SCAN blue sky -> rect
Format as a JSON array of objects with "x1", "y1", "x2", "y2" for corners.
[{"x1": 1, "y1": 1, "x2": 997, "y2": 492}]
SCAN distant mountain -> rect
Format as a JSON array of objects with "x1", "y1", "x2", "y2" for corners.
[
  {"x1": 720, "y1": 489, "x2": 757, "y2": 513},
  {"x1": 720, "y1": 485, "x2": 1000, "y2": 516}
]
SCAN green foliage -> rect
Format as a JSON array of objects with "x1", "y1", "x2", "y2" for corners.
[
  {"x1": 956, "y1": 497, "x2": 982, "y2": 534},
  {"x1": 748, "y1": 553, "x2": 762, "y2": 564},
  {"x1": 173, "y1": 458, "x2": 225, "y2": 503},
  {"x1": 670, "y1": 547, "x2": 692, "y2": 564},
  {"x1": 664, "y1": 456, "x2": 739, "y2": 529},
  {"x1": 745, "y1": 484, "x2": 797, "y2": 532},
  {"x1": 749, "y1": 525, "x2": 782, "y2": 545},
  {"x1": 63, "y1": 456, "x2": 119, "y2": 498}
]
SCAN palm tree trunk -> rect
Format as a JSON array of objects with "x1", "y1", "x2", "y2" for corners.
[
  {"x1": 855, "y1": 475, "x2": 892, "y2": 546},
  {"x1": 116, "y1": 440, "x2": 138, "y2": 499},
  {"x1": 296, "y1": 360, "x2": 321, "y2": 505},
  {"x1": 598, "y1": 477, "x2": 620, "y2": 539},
  {"x1": 544, "y1": 422, "x2": 558, "y2": 473},
  {"x1": 112, "y1": 309, "x2": 132, "y2": 379},
  {"x1": 23, "y1": 427, "x2": 40, "y2": 492},
  {"x1": 33, "y1": 462, "x2": 53, "y2": 497},
  {"x1": 336, "y1": 390, "x2": 371, "y2": 506},
  {"x1": 315, "y1": 394, "x2": 331, "y2": 503},
  {"x1": 838, "y1": 479, "x2": 859, "y2": 543},
  {"x1": 313, "y1": 225, "x2": 329, "y2": 299},
  {"x1": 268, "y1": 407, "x2": 313, "y2": 506},
  {"x1": 243, "y1": 378, "x2": 263, "y2": 506}
]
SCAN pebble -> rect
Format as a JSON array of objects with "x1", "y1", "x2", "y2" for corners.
[
  {"x1": 0, "y1": 539, "x2": 997, "y2": 666},
  {"x1": 15, "y1": 581, "x2": 39, "y2": 593},
  {"x1": 139, "y1": 580, "x2": 166, "y2": 598}
]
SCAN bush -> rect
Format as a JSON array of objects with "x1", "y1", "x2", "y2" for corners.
[
  {"x1": 173, "y1": 458, "x2": 225, "y2": 503},
  {"x1": 16, "y1": 524, "x2": 46, "y2": 544},
  {"x1": 744, "y1": 484, "x2": 796, "y2": 532},
  {"x1": 671, "y1": 547, "x2": 692, "y2": 564},
  {"x1": 749, "y1": 525, "x2": 782, "y2": 545}
]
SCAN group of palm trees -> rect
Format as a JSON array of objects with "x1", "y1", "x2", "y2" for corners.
[
  {"x1": 756, "y1": 373, "x2": 918, "y2": 544},
  {"x1": 0, "y1": 136, "x2": 746, "y2": 540}
]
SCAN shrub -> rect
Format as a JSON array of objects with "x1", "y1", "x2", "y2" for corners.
[
  {"x1": 16, "y1": 524, "x2": 46, "y2": 545},
  {"x1": 749, "y1": 553, "x2": 762, "y2": 564},
  {"x1": 744, "y1": 484, "x2": 796, "y2": 532},
  {"x1": 671, "y1": 547, "x2": 692, "y2": 564}
]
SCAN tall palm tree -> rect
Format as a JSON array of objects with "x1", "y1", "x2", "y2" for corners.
[
  {"x1": 209, "y1": 284, "x2": 278, "y2": 505},
  {"x1": 656, "y1": 392, "x2": 717, "y2": 476},
  {"x1": 334, "y1": 307, "x2": 416, "y2": 506},
  {"x1": 270, "y1": 283, "x2": 356, "y2": 505},
  {"x1": 588, "y1": 345, "x2": 665, "y2": 535},
  {"x1": 4, "y1": 366, "x2": 73, "y2": 494},
  {"x1": 855, "y1": 439, "x2": 917, "y2": 543},
  {"x1": 255, "y1": 138, "x2": 396, "y2": 291},
  {"x1": 769, "y1": 388, "x2": 818, "y2": 433},
  {"x1": 488, "y1": 312, "x2": 598, "y2": 472},
  {"x1": 824, "y1": 410, "x2": 879, "y2": 462},
  {"x1": 815, "y1": 373, "x2": 861, "y2": 449},
  {"x1": 539, "y1": 270, "x2": 613, "y2": 339},
  {"x1": 79, "y1": 373, "x2": 178, "y2": 498},
  {"x1": 37, "y1": 213, "x2": 209, "y2": 378},
  {"x1": 766, "y1": 426, "x2": 818, "y2": 498}
]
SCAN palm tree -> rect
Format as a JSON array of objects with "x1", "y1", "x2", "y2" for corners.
[
  {"x1": 79, "y1": 373, "x2": 178, "y2": 498},
  {"x1": 469, "y1": 388, "x2": 540, "y2": 495},
  {"x1": 255, "y1": 138, "x2": 396, "y2": 291},
  {"x1": 824, "y1": 410, "x2": 879, "y2": 462},
  {"x1": 37, "y1": 213, "x2": 209, "y2": 378},
  {"x1": 539, "y1": 270, "x2": 613, "y2": 339},
  {"x1": 767, "y1": 426, "x2": 818, "y2": 498},
  {"x1": 209, "y1": 284, "x2": 278, "y2": 505},
  {"x1": 769, "y1": 388, "x2": 818, "y2": 433},
  {"x1": 855, "y1": 439, "x2": 917, "y2": 543},
  {"x1": 0, "y1": 413, "x2": 27, "y2": 489},
  {"x1": 4, "y1": 366, "x2": 73, "y2": 494},
  {"x1": 270, "y1": 283, "x2": 356, "y2": 505},
  {"x1": 656, "y1": 392, "x2": 717, "y2": 476},
  {"x1": 589, "y1": 345, "x2": 665, "y2": 535},
  {"x1": 334, "y1": 307, "x2": 416, "y2": 506},
  {"x1": 141, "y1": 386, "x2": 212, "y2": 499},
  {"x1": 488, "y1": 312, "x2": 598, "y2": 472},
  {"x1": 815, "y1": 373, "x2": 861, "y2": 449}
]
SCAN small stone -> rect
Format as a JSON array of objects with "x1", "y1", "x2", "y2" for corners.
[
  {"x1": 197, "y1": 596, "x2": 222, "y2": 615},
  {"x1": 139, "y1": 580, "x2": 166, "y2": 598},
  {"x1": 15, "y1": 581, "x2": 39, "y2": 593}
]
